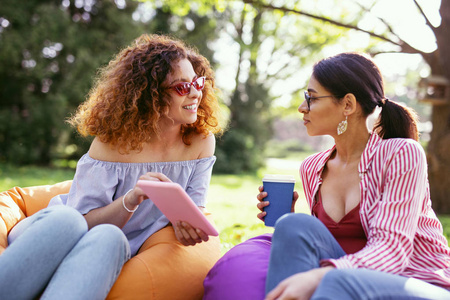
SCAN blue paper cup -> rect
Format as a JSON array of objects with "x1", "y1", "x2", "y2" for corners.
[{"x1": 262, "y1": 174, "x2": 296, "y2": 227}]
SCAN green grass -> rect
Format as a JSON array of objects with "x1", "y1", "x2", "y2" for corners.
[
  {"x1": 0, "y1": 164, "x2": 75, "y2": 191},
  {"x1": 1, "y1": 159, "x2": 449, "y2": 255}
]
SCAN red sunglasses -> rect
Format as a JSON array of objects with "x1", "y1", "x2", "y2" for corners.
[{"x1": 169, "y1": 76, "x2": 206, "y2": 96}]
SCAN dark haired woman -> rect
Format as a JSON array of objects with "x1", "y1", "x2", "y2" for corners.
[
  {"x1": 204, "y1": 52, "x2": 450, "y2": 300},
  {"x1": 2, "y1": 33, "x2": 223, "y2": 300}
]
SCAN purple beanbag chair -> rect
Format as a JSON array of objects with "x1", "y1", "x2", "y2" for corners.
[{"x1": 203, "y1": 234, "x2": 272, "y2": 300}]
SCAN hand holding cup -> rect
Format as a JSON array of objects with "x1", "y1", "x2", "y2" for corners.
[{"x1": 257, "y1": 174, "x2": 297, "y2": 226}]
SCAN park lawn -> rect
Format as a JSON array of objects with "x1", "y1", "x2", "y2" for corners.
[
  {"x1": 0, "y1": 164, "x2": 75, "y2": 190},
  {"x1": 1, "y1": 159, "x2": 449, "y2": 255},
  {"x1": 207, "y1": 157, "x2": 310, "y2": 254}
]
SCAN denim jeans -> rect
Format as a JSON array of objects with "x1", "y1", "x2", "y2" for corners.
[
  {"x1": 266, "y1": 213, "x2": 450, "y2": 300},
  {"x1": 0, "y1": 205, "x2": 130, "y2": 300}
]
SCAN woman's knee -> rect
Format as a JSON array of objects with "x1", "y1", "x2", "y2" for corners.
[
  {"x1": 89, "y1": 224, "x2": 128, "y2": 247},
  {"x1": 88, "y1": 224, "x2": 130, "y2": 259},
  {"x1": 43, "y1": 206, "x2": 87, "y2": 237},
  {"x1": 273, "y1": 213, "x2": 321, "y2": 241}
]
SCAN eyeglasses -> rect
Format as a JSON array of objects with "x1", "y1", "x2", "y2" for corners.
[
  {"x1": 168, "y1": 76, "x2": 206, "y2": 96},
  {"x1": 304, "y1": 91, "x2": 334, "y2": 109}
]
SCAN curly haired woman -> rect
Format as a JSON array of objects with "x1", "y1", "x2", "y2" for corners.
[
  {"x1": 1, "y1": 34, "x2": 223, "y2": 300},
  {"x1": 62, "y1": 32, "x2": 222, "y2": 251}
]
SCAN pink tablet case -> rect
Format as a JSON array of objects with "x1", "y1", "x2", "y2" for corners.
[{"x1": 137, "y1": 180, "x2": 219, "y2": 236}]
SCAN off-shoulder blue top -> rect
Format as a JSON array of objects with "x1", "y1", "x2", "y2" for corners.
[{"x1": 48, "y1": 153, "x2": 216, "y2": 256}]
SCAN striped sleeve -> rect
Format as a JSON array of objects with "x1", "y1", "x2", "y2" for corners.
[{"x1": 322, "y1": 140, "x2": 428, "y2": 273}]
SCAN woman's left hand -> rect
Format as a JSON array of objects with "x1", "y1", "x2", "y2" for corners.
[
  {"x1": 265, "y1": 267, "x2": 334, "y2": 300},
  {"x1": 173, "y1": 221, "x2": 209, "y2": 246}
]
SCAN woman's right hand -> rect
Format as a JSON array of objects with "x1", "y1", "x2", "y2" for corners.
[
  {"x1": 256, "y1": 186, "x2": 299, "y2": 222},
  {"x1": 257, "y1": 186, "x2": 269, "y2": 221}
]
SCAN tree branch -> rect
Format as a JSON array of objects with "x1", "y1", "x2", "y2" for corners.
[
  {"x1": 368, "y1": 49, "x2": 413, "y2": 56},
  {"x1": 353, "y1": 1, "x2": 402, "y2": 41},
  {"x1": 243, "y1": 0, "x2": 430, "y2": 56},
  {"x1": 243, "y1": 0, "x2": 401, "y2": 45},
  {"x1": 413, "y1": 0, "x2": 436, "y2": 30}
]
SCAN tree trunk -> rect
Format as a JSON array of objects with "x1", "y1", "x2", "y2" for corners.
[
  {"x1": 426, "y1": 0, "x2": 450, "y2": 214},
  {"x1": 427, "y1": 105, "x2": 450, "y2": 214}
]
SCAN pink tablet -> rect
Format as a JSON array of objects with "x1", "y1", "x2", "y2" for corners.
[{"x1": 137, "y1": 180, "x2": 219, "y2": 236}]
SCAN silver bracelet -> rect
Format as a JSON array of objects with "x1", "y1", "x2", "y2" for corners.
[{"x1": 122, "y1": 189, "x2": 138, "y2": 213}]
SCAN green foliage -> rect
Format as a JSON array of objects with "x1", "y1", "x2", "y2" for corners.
[
  {"x1": 0, "y1": 0, "x2": 144, "y2": 164},
  {"x1": 264, "y1": 139, "x2": 313, "y2": 159},
  {"x1": 439, "y1": 215, "x2": 450, "y2": 242},
  {"x1": 137, "y1": 0, "x2": 228, "y2": 16},
  {"x1": 215, "y1": 129, "x2": 263, "y2": 173},
  {"x1": 215, "y1": 79, "x2": 273, "y2": 173}
]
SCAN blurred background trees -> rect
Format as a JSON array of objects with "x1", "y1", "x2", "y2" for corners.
[
  {"x1": 0, "y1": 0, "x2": 143, "y2": 164},
  {"x1": 1, "y1": 0, "x2": 448, "y2": 212}
]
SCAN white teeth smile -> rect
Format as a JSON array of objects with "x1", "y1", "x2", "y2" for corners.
[{"x1": 183, "y1": 104, "x2": 196, "y2": 110}]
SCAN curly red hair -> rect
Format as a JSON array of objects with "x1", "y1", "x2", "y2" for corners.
[{"x1": 69, "y1": 34, "x2": 223, "y2": 153}]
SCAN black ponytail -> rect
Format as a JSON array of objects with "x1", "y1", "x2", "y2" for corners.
[{"x1": 373, "y1": 99, "x2": 419, "y2": 141}]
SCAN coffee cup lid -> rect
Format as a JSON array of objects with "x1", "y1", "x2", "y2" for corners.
[{"x1": 262, "y1": 174, "x2": 296, "y2": 183}]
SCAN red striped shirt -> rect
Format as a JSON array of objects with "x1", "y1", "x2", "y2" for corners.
[{"x1": 300, "y1": 133, "x2": 450, "y2": 288}]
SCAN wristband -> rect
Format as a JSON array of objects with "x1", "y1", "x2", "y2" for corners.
[{"x1": 122, "y1": 189, "x2": 138, "y2": 213}]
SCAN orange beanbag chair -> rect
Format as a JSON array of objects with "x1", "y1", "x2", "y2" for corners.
[{"x1": 0, "y1": 182, "x2": 221, "y2": 300}]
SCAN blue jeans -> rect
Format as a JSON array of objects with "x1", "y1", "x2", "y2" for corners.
[
  {"x1": 266, "y1": 213, "x2": 450, "y2": 299},
  {"x1": 0, "y1": 205, "x2": 130, "y2": 300}
]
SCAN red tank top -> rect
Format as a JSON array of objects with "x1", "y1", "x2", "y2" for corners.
[{"x1": 312, "y1": 190, "x2": 367, "y2": 254}]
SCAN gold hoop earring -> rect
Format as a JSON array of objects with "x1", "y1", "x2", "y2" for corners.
[{"x1": 337, "y1": 115, "x2": 348, "y2": 135}]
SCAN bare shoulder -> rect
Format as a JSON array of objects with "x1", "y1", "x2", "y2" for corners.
[
  {"x1": 88, "y1": 137, "x2": 121, "y2": 162},
  {"x1": 192, "y1": 132, "x2": 216, "y2": 159}
]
